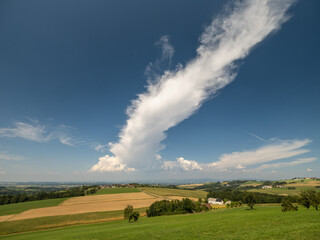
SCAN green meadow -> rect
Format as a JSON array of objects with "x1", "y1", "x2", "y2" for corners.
[
  {"x1": 93, "y1": 187, "x2": 141, "y2": 195},
  {"x1": 2, "y1": 206, "x2": 319, "y2": 240},
  {"x1": 0, "y1": 198, "x2": 67, "y2": 216},
  {"x1": 0, "y1": 207, "x2": 148, "y2": 235}
]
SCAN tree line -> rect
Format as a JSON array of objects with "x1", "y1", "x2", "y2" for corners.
[
  {"x1": 0, "y1": 185, "x2": 99, "y2": 205},
  {"x1": 146, "y1": 198, "x2": 209, "y2": 217},
  {"x1": 207, "y1": 189, "x2": 298, "y2": 204}
]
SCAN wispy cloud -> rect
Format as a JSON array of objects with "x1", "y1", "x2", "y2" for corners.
[
  {"x1": 162, "y1": 157, "x2": 203, "y2": 171},
  {"x1": 210, "y1": 139, "x2": 312, "y2": 169},
  {"x1": 307, "y1": 168, "x2": 312, "y2": 172},
  {"x1": 0, "y1": 151, "x2": 24, "y2": 161},
  {"x1": 144, "y1": 35, "x2": 175, "y2": 82},
  {"x1": 91, "y1": 0, "x2": 295, "y2": 172},
  {"x1": 249, "y1": 133, "x2": 265, "y2": 142},
  {"x1": 93, "y1": 143, "x2": 109, "y2": 153},
  {"x1": 0, "y1": 120, "x2": 77, "y2": 146},
  {"x1": 253, "y1": 157, "x2": 317, "y2": 171},
  {"x1": 0, "y1": 121, "x2": 50, "y2": 142}
]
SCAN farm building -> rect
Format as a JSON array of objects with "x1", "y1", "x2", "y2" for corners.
[
  {"x1": 262, "y1": 185, "x2": 272, "y2": 189},
  {"x1": 208, "y1": 198, "x2": 224, "y2": 205}
]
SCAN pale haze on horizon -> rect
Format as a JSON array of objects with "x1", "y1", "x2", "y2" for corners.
[{"x1": 0, "y1": 0, "x2": 319, "y2": 182}]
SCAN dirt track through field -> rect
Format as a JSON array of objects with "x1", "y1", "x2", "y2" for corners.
[{"x1": 6, "y1": 192, "x2": 158, "y2": 221}]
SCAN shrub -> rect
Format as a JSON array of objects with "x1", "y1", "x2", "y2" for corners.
[
  {"x1": 129, "y1": 211, "x2": 140, "y2": 222},
  {"x1": 281, "y1": 198, "x2": 298, "y2": 212},
  {"x1": 124, "y1": 205, "x2": 134, "y2": 219}
]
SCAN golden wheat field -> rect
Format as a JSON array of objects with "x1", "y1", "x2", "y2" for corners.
[{"x1": 3, "y1": 192, "x2": 159, "y2": 221}]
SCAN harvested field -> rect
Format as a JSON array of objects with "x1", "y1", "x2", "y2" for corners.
[
  {"x1": 5, "y1": 192, "x2": 158, "y2": 222},
  {"x1": 140, "y1": 187, "x2": 207, "y2": 199},
  {"x1": 286, "y1": 180, "x2": 320, "y2": 187}
]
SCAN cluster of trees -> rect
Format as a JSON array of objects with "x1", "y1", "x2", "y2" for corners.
[
  {"x1": 0, "y1": 185, "x2": 99, "y2": 205},
  {"x1": 195, "y1": 180, "x2": 256, "y2": 191},
  {"x1": 298, "y1": 190, "x2": 320, "y2": 210},
  {"x1": 207, "y1": 189, "x2": 298, "y2": 204},
  {"x1": 123, "y1": 205, "x2": 140, "y2": 222},
  {"x1": 281, "y1": 190, "x2": 320, "y2": 212},
  {"x1": 146, "y1": 198, "x2": 209, "y2": 217}
]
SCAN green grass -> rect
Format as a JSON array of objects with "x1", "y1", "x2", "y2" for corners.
[
  {"x1": 2, "y1": 206, "x2": 320, "y2": 239},
  {"x1": 140, "y1": 187, "x2": 208, "y2": 199},
  {"x1": 94, "y1": 187, "x2": 141, "y2": 195},
  {"x1": 0, "y1": 207, "x2": 148, "y2": 235},
  {"x1": 248, "y1": 186, "x2": 320, "y2": 196},
  {"x1": 0, "y1": 198, "x2": 67, "y2": 216}
]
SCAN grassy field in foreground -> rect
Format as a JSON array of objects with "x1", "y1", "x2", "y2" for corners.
[
  {"x1": 94, "y1": 187, "x2": 140, "y2": 195},
  {"x1": 0, "y1": 198, "x2": 67, "y2": 216},
  {"x1": 2, "y1": 206, "x2": 320, "y2": 240},
  {"x1": 248, "y1": 186, "x2": 320, "y2": 196},
  {"x1": 0, "y1": 207, "x2": 148, "y2": 235},
  {"x1": 140, "y1": 187, "x2": 207, "y2": 199}
]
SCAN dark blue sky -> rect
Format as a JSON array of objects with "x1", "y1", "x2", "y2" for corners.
[{"x1": 0, "y1": 0, "x2": 319, "y2": 181}]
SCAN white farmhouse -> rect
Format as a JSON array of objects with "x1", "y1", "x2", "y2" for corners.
[
  {"x1": 208, "y1": 198, "x2": 224, "y2": 205},
  {"x1": 262, "y1": 185, "x2": 272, "y2": 189}
]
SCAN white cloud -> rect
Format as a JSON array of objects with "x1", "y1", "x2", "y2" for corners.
[
  {"x1": 0, "y1": 121, "x2": 49, "y2": 142},
  {"x1": 162, "y1": 157, "x2": 202, "y2": 171},
  {"x1": 0, "y1": 169, "x2": 6, "y2": 174},
  {"x1": 249, "y1": 133, "x2": 265, "y2": 142},
  {"x1": 307, "y1": 168, "x2": 312, "y2": 172},
  {"x1": 253, "y1": 157, "x2": 317, "y2": 171},
  {"x1": 93, "y1": 143, "x2": 109, "y2": 152},
  {"x1": 177, "y1": 157, "x2": 202, "y2": 171},
  {"x1": 0, "y1": 151, "x2": 24, "y2": 161},
  {"x1": 91, "y1": 0, "x2": 295, "y2": 172},
  {"x1": 210, "y1": 139, "x2": 311, "y2": 169},
  {"x1": 90, "y1": 155, "x2": 135, "y2": 172},
  {"x1": 0, "y1": 120, "x2": 76, "y2": 146}
]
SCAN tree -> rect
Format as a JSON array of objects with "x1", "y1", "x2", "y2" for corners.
[
  {"x1": 129, "y1": 211, "x2": 140, "y2": 222},
  {"x1": 310, "y1": 191, "x2": 320, "y2": 211},
  {"x1": 244, "y1": 193, "x2": 255, "y2": 209},
  {"x1": 298, "y1": 190, "x2": 313, "y2": 210},
  {"x1": 281, "y1": 198, "x2": 298, "y2": 212},
  {"x1": 124, "y1": 205, "x2": 134, "y2": 219}
]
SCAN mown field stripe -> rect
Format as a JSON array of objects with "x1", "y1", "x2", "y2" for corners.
[{"x1": 0, "y1": 207, "x2": 148, "y2": 236}]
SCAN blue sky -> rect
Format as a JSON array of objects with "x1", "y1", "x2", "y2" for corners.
[{"x1": 0, "y1": 0, "x2": 319, "y2": 182}]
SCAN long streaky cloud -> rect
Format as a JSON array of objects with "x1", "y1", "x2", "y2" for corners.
[
  {"x1": 91, "y1": 0, "x2": 295, "y2": 172},
  {"x1": 253, "y1": 157, "x2": 317, "y2": 171},
  {"x1": 0, "y1": 121, "x2": 76, "y2": 146},
  {"x1": 209, "y1": 139, "x2": 312, "y2": 170}
]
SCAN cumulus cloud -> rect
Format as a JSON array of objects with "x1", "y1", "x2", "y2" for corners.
[
  {"x1": 210, "y1": 139, "x2": 311, "y2": 169},
  {"x1": 307, "y1": 168, "x2": 312, "y2": 172},
  {"x1": 162, "y1": 157, "x2": 202, "y2": 171},
  {"x1": 0, "y1": 120, "x2": 77, "y2": 146},
  {"x1": 90, "y1": 155, "x2": 135, "y2": 172},
  {"x1": 91, "y1": 0, "x2": 295, "y2": 172}
]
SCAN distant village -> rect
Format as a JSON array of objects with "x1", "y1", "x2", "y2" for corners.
[{"x1": 100, "y1": 184, "x2": 135, "y2": 189}]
